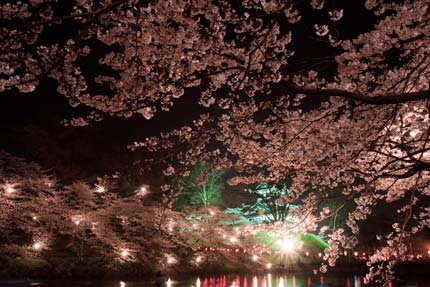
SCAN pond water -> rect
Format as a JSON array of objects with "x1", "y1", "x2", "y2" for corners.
[{"x1": 2, "y1": 274, "x2": 430, "y2": 287}]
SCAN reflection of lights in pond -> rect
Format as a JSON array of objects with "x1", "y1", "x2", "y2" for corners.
[
  {"x1": 196, "y1": 278, "x2": 201, "y2": 287},
  {"x1": 166, "y1": 278, "x2": 172, "y2": 287}
]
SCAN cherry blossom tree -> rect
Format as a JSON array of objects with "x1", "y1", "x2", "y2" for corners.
[{"x1": 2, "y1": 0, "x2": 430, "y2": 284}]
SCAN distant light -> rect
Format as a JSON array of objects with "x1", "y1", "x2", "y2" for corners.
[
  {"x1": 196, "y1": 256, "x2": 202, "y2": 263},
  {"x1": 229, "y1": 237, "x2": 237, "y2": 243},
  {"x1": 4, "y1": 183, "x2": 16, "y2": 194},
  {"x1": 74, "y1": 220, "x2": 80, "y2": 225},
  {"x1": 120, "y1": 249, "x2": 129, "y2": 258},
  {"x1": 120, "y1": 281, "x2": 126, "y2": 287},
  {"x1": 280, "y1": 238, "x2": 295, "y2": 253},
  {"x1": 305, "y1": 251, "x2": 310, "y2": 256},
  {"x1": 209, "y1": 211, "x2": 215, "y2": 216},
  {"x1": 344, "y1": 251, "x2": 348, "y2": 256},
  {"x1": 354, "y1": 251, "x2": 358, "y2": 257},
  {"x1": 32, "y1": 216, "x2": 38, "y2": 221},
  {"x1": 427, "y1": 250, "x2": 430, "y2": 256},
  {"x1": 166, "y1": 255, "x2": 176, "y2": 264},
  {"x1": 95, "y1": 184, "x2": 106, "y2": 193},
  {"x1": 266, "y1": 263, "x2": 272, "y2": 269},
  {"x1": 318, "y1": 252, "x2": 322, "y2": 257},
  {"x1": 136, "y1": 185, "x2": 149, "y2": 197},
  {"x1": 33, "y1": 242, "x2": 42, "y2": 250},
  {"x1": 252, "y1": 255, "x2": 258, "y2": 261}
]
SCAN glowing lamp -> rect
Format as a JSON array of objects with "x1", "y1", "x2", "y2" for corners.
[
  {"x1": 354, "y1": 251, "x2": 358, "y2": 257},
  {"x1": 229, "y1": 237, "x2": 237, "y2": 243},
  {"x1": 4, "y1": 184, "x2": 16, "y2": 194},
  {"x1": 33, "y1": 242, "x2": 42, "y2": 250},
  {"x1": 32, "y1": 216, "x2": 38, "y2": 221},
  {"x1": 280, "y1": 238, "x2": 295, "y2": 253},
  {"x1": 252, "y1": 255, "x2": 258, "y2": 261},
  {"x1": 95, "y1": 184, "x2": 106, "y2": 193},
  {"x1": 120, "y1": 249, "x2": 129, "y2": 258},
  {"x1": 167, "y1": 256, "x2": 176, "y2": 264},
  {"x1": 196, "y1": 256, "x2": 202, "y2": 263},
  {"x1": 427, "y1": 250, "x2": 430, "y2": 256},
  {"x1": 209, "y1": 211, "x2": 215, "y2": 216},
  {"x1": 305, "y1": 251, "x2": 310, "y2": 256},
  {"x1": 266, "y1": 263, "x2": 272, "y2": 269},
  {"x1": 120, "y1": 281, "x2": 126, "y2": 287},
  {"x1": 344, "y1": 251, "x2": 347, "y2": 256}
]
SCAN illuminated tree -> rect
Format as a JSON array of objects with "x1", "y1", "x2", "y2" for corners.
[{"x1": 176, "y1": 164, "x2": 226, "y2": 209}]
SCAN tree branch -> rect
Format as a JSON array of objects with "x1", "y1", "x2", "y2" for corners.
[{"x1": 284, "y1": 82, "x2": 430, "y2": 105}]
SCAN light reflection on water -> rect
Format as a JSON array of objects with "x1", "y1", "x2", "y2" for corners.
[
  {"x1": 4, "y1": 274, "x2": 430, "y2": 287},
  {"x1": 164, "y1": 274, "x2": 363, "y2": 287}
]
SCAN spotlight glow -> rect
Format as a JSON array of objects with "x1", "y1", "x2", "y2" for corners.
[
  {"x1": 120, "y1": 249, "x2": 130, "y2": 258},
  {"x1": 3, "y1": 183, "x2": 16, "y2": 194},
  {"x1": 33, "y1": 242, "x2": 42, "y2": 250},
  {"x1": 95, "y1": 184, "x2": 106, "y2": 193},
  {"x1": 280, "y1": 238, "x2": 295, "y2": 253}
]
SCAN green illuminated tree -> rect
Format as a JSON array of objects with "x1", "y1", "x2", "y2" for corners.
[{"x1": 175, "y1": 164, "x2": 226, "y2": 209}]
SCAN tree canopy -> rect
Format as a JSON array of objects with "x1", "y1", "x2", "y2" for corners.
[{"x1": 2, "y1": 0, "x2": 430, "y2": 284}]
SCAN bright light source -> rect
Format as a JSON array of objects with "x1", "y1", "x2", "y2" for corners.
[
  {"x1": 32, "y1": 215, "x2": 38, "y2": 221},
  {"x1": 136, "y1": 185, "x2": 149, "y2": 197},
  {"x1": 196, "y1": 278, "x2": 201, "y2": 287},
  {"x1": 318, "y1": 252, "x2": 322, "y2": 257},
  {"x1": 95, "y1": 184, "x2": 106, "y2": 193},
  {"x1": 209, "y1": 211, "x2": 215, "y2": 216},
  {"x1": 120, "y1": 281, "x2": 126, "y2": 287},
  {"x1": 252, "y1": 255, "x2": 258, "y2": 261},
  {"x1": 229, "y1": 237, "x2": 237, "y2": 243},
  {"x1": 280, "y1": 238, "x2": 295, "y2": 253},
  {"x1": 305, "y1": 251, "x2": 310, "y2": 256},
  {"x1": 266, "y1": 263, "x2": 272, "y2": 269},
  {"x1": 344, "y1": 251, "x2": 347, "y2": 256},
  {"x1": 196, "y1": 256, "x2": 202, "y2": 263},
  {"x1": 354, "y1": 251, "x2": 358, "y2": 257},
  {"x1": 166, "y1": 255, "x2": 176, "y2": 265},
  {"x1": 33, "y1": 242, "x2": 42, "y2": 250},
  {"x1": 3, "y1": 183, "x2": 16, "y2": 194},
  {"x1": 167, "y1": 278, "x2": 172, "y2": 287},
  {"x1": 120, "y1": 249, "x2": 129, "y2": 258},
  {"x1": 74, "y1": 220, "x2": 80, "y2": 225}
]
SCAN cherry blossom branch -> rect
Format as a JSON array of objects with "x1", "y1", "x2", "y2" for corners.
[{"x1": 284, "y1": 82, "x2": 430, "y2": 105}]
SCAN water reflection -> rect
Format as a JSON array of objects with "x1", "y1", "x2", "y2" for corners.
[
  {"x1": 4, "y1": 274, "x2": 430, "y2": 287},
  {"x1": 175, "y1": 274, "x2": 365, "y2": 287}
]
